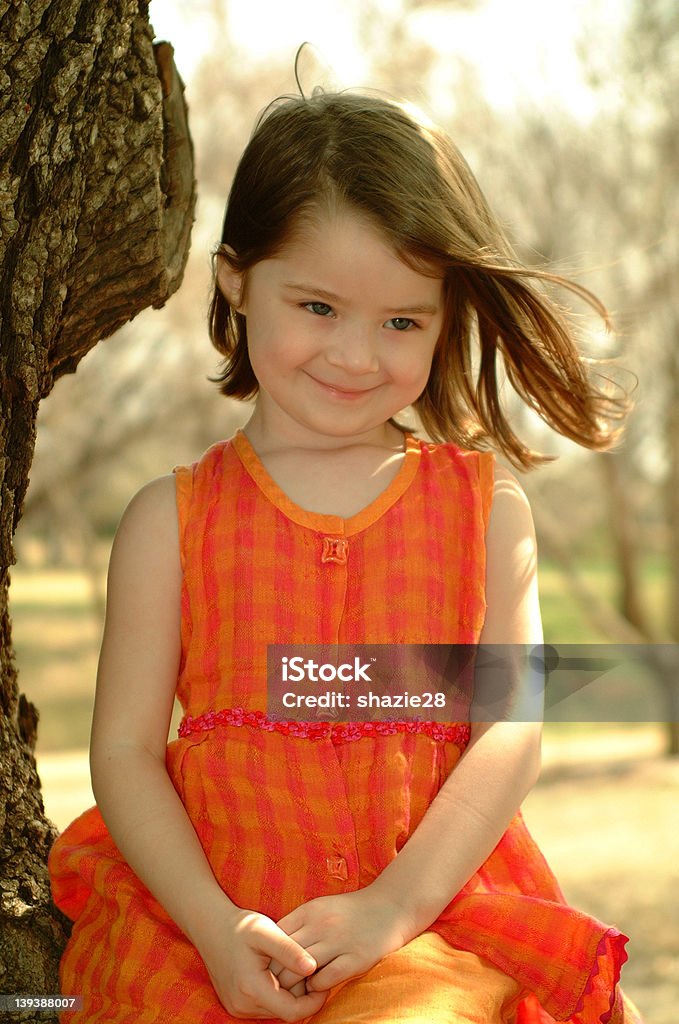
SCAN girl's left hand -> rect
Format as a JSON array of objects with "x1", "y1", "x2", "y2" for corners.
[{"x1": 272, "y1": 888, "x2": 412, "y2": 993}]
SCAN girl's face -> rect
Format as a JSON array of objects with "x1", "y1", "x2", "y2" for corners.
[{"x1": 218, "y1": 206, "x2": 444, "y2": 448}]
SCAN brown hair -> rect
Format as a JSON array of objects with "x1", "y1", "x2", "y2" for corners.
[{"x1": 209, "y1": 90, "x2": 629, "y2": 468}]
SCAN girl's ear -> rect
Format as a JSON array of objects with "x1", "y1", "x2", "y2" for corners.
[{"x1": 216, "y1": 250, "x2": 246, "y2": 313}]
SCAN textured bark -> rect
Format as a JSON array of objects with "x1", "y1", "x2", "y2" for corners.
[{"x1": 0, "y1": 0, "x2": 195, "y2": 1014}]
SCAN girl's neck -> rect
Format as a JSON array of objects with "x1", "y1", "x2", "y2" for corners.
[
  {"x1": 242, "y1": 408, "x2": 406, "y2": 458},
  {"x1": 239, "y1": 416, "x2": 411, "y2": 520}
]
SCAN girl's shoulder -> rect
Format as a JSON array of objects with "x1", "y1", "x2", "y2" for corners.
[
  {"x1": 488, "y1": 459, "x2": 532, "y2": 508},
  {"x1": 418, "y1": 438, "x2": 535, "y2": 541},
  {"x1": 108, "y1": 475, "x2": 181, "y2": 605},
  {"x1": 173, "y1": 437, "x2": 234, "y2": 480},
  {"x1": 483, "y1": 461, "x2": 537, "y2": 581},
  {"x1": 114, "y1": 475, "x2": 179, "y2": 556},
  {"x1": 172, "y1": 436, "x2": 241, "y2": 502},
  {"x1": 419, "y1": 436, "x2": 496, "y2": 475},
  {"x1": 171, "y1": 439, "x2": 245, "y2": 563},
  {"x1": 113, "y1": 441, "x2": 238, "y2": 572},
  {"x1": 119, "y1": 474, "x2": 178, "y2": 529},
  {"x1": 418, "y1": 437, "x2": 497, "y2": 527},
  {"x1": 481, "y1": 460, "x2": 541, "y2": 644}
]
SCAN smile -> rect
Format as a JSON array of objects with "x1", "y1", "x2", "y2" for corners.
[{"x1": 308, "y1": 374, "x2": 380, "y2": 400}]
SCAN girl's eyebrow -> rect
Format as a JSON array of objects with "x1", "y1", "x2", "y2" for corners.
[
  {"x1": 282, "y1": 281, "x2": 439, "y2": 316},
  {"x1": 283, "y1": 282, "x2": 343, "y2": 302}
]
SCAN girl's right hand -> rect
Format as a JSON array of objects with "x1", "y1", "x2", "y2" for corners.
[{"x1": 197, "y1": 907, "x2": 328, "y2": 1020}]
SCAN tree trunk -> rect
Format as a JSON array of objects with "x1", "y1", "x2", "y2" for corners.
[
  {"x1": 597, "y1": 452, "x2": 653, "y2": 637},
  {"x1": 0, "y1": 0, "x2": 195, "y2": 1014},
  {"x1": 534, "y1": 500, "x2": 679, "y2": 756}
]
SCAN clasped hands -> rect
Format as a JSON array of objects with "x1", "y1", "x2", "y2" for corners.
[
  {"x1": 201, "y1": 885, "x2": 411, "y2": 1021},
  {"x1": 273, "y1": 886, "x2": 409, "y2": 994}
]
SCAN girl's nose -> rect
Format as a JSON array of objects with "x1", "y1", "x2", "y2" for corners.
[{"x1": 325, "y1": 322, "x2": 380, "y2": 375}]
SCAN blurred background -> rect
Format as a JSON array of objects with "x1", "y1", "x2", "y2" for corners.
[{"x1": 12, "y1": 0, "x2": 679, "y2": 1017}]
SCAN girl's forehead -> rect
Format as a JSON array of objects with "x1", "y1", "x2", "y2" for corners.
[
  {"x1": 274, "y1": 207, "x2": 443, "y2": 289},
  {"x1": 285, "y1": 204, "x2": 385, "y2": 248}
]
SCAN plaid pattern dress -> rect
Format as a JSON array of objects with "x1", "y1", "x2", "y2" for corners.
[{"x1": 49, "y1": 432, "x2": 640, "y2": 1023}]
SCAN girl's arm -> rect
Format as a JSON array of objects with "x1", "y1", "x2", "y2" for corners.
[
  {"x1": 89, "y1": 477, "x2": 324, "y2": 1021},
  {"x1": 277, "y1": 463, "x2": 543, "y2": 991},
  {"x1": 364, "y1": 461, "x2": 543, "y2": 926}
]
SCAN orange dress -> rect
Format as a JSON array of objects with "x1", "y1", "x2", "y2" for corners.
[{"x1": 49, "y1": 432, "x2": 640, "y2": 1023}]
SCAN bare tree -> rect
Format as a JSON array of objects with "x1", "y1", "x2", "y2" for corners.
[
  {"x1": 0, "y1": 0, "x2": 195, "y2": 1010},
  {"x1": 471, "y1": 2, "x2": 679, "y2": 751}
]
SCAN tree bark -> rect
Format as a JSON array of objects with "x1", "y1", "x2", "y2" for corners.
[{"x1": 0, "y1": 0, "x2": 195, "y2": 1014}]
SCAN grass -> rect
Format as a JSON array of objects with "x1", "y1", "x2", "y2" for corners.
[
  {"x1": 11, "y1": 558, "x2": 672, "y2": 750},
  {"x1": 538, "y1": 552, "x2": 671, "y2": 643},
  {"x1": 10, "y1": 559, "x2": 679, "y2": 1022}
]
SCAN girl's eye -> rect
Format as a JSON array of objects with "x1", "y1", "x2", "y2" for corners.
[
  {"x1": 304, "y1": 302, "x2": 334, "y2": 317},
  {"x1": 386, "y1": 317, "x2": 416, "y2": 331}
]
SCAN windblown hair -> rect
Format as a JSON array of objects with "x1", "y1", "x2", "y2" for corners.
[{"x1": 209, "y1": 89, "x2": 629, "y2": 468}]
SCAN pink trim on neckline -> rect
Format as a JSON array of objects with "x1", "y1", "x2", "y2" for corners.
[{"x1": 230, "y1": 430, "x2": 421, "y2": 536}]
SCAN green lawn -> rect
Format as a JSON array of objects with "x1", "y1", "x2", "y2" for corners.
[
  {"x1": 10, "y1": 557, "x2": 672, "y2": 751},
  {"x1": 539, "y1": 553, "x2": 670, "y2": 642}
]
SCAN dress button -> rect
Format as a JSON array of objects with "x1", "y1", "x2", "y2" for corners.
[
  {"x1": 321, "y1": 537, "x2": 348, "y2": 564},
  {"x1": 326, "y1": 855, "x2": 348, "y2": 880}
]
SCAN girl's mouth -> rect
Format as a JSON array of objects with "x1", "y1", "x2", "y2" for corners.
[{"x1": 308, "y1": 374, "x2": 380, "y2": 400}]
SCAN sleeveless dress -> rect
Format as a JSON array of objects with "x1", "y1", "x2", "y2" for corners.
[{"x1": 49, "y1": 432, "x2": 641, "y2": 1024}]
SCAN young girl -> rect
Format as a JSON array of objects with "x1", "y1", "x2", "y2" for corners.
[{"x1": 49, "y1": 89, "x2": 643, "y2": 1023}]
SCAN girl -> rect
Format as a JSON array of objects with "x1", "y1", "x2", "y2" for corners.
[{"x1": 49, "y1": 89, "x2": 642, "y2": 1023}]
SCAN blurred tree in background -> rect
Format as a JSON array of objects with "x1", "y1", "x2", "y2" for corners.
[
  {"x1": 488, "y1": 0, "x2": 679, "y2": 750},
  {"x1": 21, "y1": 0, "x2": 679, "y2": 751},
  {"x1": 0, "y1": 0, "x2": 194, "y2": 1005}
]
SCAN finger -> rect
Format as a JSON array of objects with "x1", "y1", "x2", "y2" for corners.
[
  {"x1": 241, "y1": 976, "x2": 327, "y2": 1022},
  {"x1": 285, "y1": 938, "x2": 334, "y2": 972},
  {"x1": 268, "y1": 958, "x2": 307, "y2": 986},
  {"x1": 262, "y1": 931, "x2": 317, "y2": 978},
  {"x1": 305, "y1": 954, "x2": 363, "y2": 992},
  {"x1": 276, "y1": 906, "x2": 306, "y2": 935},
  {"x1": 266, "y1": 988, "x2": 328, "y2": 1021},
  {"x1": 275, "y1": 966, "x2": 306, "y2": 990}
]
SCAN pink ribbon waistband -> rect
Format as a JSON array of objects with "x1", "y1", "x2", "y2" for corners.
[{"x1": 178, "y1": 707, "x2": 471, "y2": 748}]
